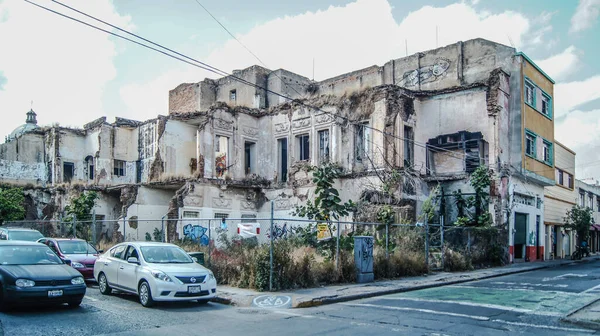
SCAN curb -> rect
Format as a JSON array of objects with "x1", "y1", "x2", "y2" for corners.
[{"x1": 561, "y1": 317, "x2": 600, "y2": 331}]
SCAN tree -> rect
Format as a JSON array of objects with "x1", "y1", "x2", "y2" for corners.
[
  {"x1": 0, "y1": 187, "x2": 26, "y2": 225},
  {"x1": 564, "y1": 205, "x2": 594, "y2": 244},
  {"x1": 454, "y1": 165, "x2": 492, "y2": 227},
  {"x1": 64, "y1": 191, "x2": 99, "y2": 239},
  {"x1": 292, "y1": 162, "x2": 356, "y2": 257}
]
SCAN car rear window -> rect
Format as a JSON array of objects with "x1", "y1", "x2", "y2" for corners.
[
  {"x1": 58, "y1": 240, "x2": 98, "y2": 254},
  {"x1": 0, "y1": 245, "x2": 63, "y2": 265},
  {"x1": 8, "y1": 230, "x2": 44, "y2": 242}
]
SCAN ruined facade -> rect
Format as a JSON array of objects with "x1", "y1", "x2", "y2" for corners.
[{"x1": 1, "y1": 38, "x2": 559, "y2": 262}]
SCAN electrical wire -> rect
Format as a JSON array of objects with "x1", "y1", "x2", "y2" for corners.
[{"x1": 35, "y1": 0, "x2": 483, "y2": 163}]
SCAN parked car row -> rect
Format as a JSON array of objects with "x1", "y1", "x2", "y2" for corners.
[{"x1": 0, "y1": 227, "x2": 218, "y2": 309}]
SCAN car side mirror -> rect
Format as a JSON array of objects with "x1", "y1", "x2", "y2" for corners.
[
  {"x1": 98, "y1": 249, "x2": 104, "y2": 254},
  {"x1": 63, "y1": 259, "x2": 72, "y2": 266},
  {"x1": 127, "y1": 257, "x2": 140, "y2": 264}
]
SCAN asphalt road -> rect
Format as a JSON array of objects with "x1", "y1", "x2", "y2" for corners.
[{"x1": 1, "y1": 259, "x2": 599, "y2": 336}]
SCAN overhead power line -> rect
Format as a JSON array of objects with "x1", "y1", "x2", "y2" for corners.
[{"x1": 32, "y1": 0, "x2": 482, "y2": 163}]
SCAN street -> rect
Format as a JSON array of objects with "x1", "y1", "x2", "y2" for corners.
[{"x1": 1, "y1": 260, "x2": 599, "y2": 336}]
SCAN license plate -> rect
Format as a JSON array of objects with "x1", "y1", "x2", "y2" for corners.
[
  {"x1": 48, "y1": 290, "x2": 63, "y2": 297},
  {"x1": 188, "y1": 286, "x2": 201, "y2": 294}
]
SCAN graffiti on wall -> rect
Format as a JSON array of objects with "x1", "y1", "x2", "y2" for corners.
[
  {"x1": 183, "y1": 224, "x2": 209, "y2": 246},
  {"x1": 399, "y1": 58, "x2": 451, "y2": 87},
  {"x1": 267, "y1": 223, "x2": 300, "y2": 240}
]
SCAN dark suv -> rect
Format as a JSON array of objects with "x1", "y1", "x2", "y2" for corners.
[{"x1": 0, "y1": 227, "x2": 44, "y2": 242}]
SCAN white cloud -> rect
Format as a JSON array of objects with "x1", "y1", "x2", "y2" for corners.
[
  {"x1": 0, "y1": 0, "x2": 132, "y2": 139},
  {"x1": 570, "y1": 0, "x2": 600, "y2": 33},
  {"x1": 535, "y1": 46, "x2": 581, "y2": 82},
  {"x1": 555, "y1": 110, "x2": 600, "y2": 180},
  {"x1": 554, "y1": 75, "x2": 600, "y2": 117},
  {"x1": 120, "y1": 0, "x2": 540, "y2": 117}
]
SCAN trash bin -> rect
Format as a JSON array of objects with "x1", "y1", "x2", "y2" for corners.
[
  {"x1": 354, "y1": 236, "x2": 374, "y2": 283},
  {"x1": 188, "y1": 252, "x2": 205, "y2": 265}
]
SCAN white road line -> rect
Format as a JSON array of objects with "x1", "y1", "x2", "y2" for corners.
[
  {"x1": 272, "y1": 310, "x2": 315, "y2": 318},
  {"x1": 582, "y1": 284, "x2": 600, "y2": 294},
  {"x1": 378, "y1": 297, "x2": 562, "y2": 317},
  {"x1": 340, "y1": 303, "x2": 490, "y2": 321},
  {"x1": 491, "y1": 319, "x2": 595, "y2": 333},
  {"x1": 84, "y1": 296, "x2": 98, "y2": 302}
]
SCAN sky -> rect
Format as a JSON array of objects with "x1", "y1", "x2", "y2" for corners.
[{"x1": 1, "y1": 0, "x2": 599, "y2": 181}]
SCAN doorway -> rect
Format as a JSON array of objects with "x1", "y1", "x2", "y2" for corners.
[{"x1": 514, "y1": 213, "x2": 527, "y2": 259}]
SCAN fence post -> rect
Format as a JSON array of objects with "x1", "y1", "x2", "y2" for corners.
[
  {"x1": 425, "y1": 217, "x2": 429, "y2": 270},
  {"x1": 440, "y1": 215, "x2": 445, "y2": 271},
  {"x1": 467, "y1": 229, "x2": 471, "y2": 255},
  {"x1": 161, "y1": 215, "x2": 166, "y2": 242},
  {"x1": 92, "y1": 209, "x2": 96, "y2": 245},
  {"x1": 72, "y1": 217, "x2": 76, "y2": 239},
  {"x1": 122, "y1": 217, "x2": 126, "y2": 242},
  {"x1": 385, "y1": 223, "x2": 389, "y2": 261},
  {"x1": 269, "y1": 200, "x2": 274, "y2": 292},
  {"x1": 336, "y1": 219, "x2": 340, "y2": 273},
  {"x1": 208, "y1": 219, "x2": 212, "y2": 266}
]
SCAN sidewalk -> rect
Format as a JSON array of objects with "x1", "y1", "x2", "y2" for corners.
[
  {"x1": 564, "y1": 300, "x2": 600, "y2": 330},
  {"x1": 213, "y1": 256, "x2": 600, "y2": 309}
]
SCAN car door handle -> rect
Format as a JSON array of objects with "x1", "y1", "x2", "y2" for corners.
[
  {"x1": 119, "y1": 266, "x2": 124, "y2": 270},
  {"x1": 104, "y1": 262, "x2": 109, "y2": 266}
]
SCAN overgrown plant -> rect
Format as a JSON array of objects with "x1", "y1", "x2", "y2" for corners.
[
  {"x1": 0, "y1": 187, "x2": 25, "y2": 225},
  {"x1": 64, "y1": 191, "x2": 99, "y2": 239},
  {"x1": 454, "y1": 166, "x2": 493, "y2": 227},
  {"x1": 419, "y1": 184, "x2": 440, "y2": 223}
]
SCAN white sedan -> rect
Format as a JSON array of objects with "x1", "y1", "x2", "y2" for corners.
[{"x1": 93, "y1": 242, "x2": 216, "y2": 307}]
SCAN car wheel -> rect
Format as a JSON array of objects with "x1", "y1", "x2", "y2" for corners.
[
  {"x1": 138, "y1": 281, "x2": 154, "y2": 307},
  {"x1": 98, "y1": 273, "x2": 112, "y2": 295},
  {"x1": 196, "y1": 299, "x2": 210, "y2": 304},
  {"x1": 67, "y1": 300, "x2": 82, "y2": 308}
]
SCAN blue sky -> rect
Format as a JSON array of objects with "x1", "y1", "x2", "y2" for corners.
[{"x1": 1, "y1": 0, "x2": 599, "y2": 179}]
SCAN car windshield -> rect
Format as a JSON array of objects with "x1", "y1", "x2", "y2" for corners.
[
  {"x1": 140, "y1": 246, "x2": 193, "y2": 264},
  {"x1": 8, "y1": 231, "x2": 44, "y2": 242},
  {"x1": 0, "y1": 245, "x2": 63, "y2": 265},
  {"x1": 57, "y1": 240, "x2": 98, "y2": 254}
]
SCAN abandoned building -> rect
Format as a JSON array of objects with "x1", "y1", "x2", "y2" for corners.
[{"x1": 1, "y1": 37, "x2": 568, "y2": 262}]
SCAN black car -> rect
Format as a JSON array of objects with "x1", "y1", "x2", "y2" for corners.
[{"x1": 0, "y1": 241, "x2": 86, "y2": 309}]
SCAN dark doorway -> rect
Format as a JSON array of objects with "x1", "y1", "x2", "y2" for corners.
[
  {"x1": 278, "y1": 138, "x2": 288, "y2": 182},
  {"x1": 63, "y1": 162, "x2": 74, "y2": 183},
  {"x1": 514, "y1": 213, "x2": 527, "y2": 259}
]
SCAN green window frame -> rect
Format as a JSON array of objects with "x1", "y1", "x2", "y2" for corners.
[
  {"x1": 525, "y1": 129, "x2": 536, "y2": 158},
  {"x1": 542, "y1": 140, "x2": 553, "y2": 166},
  {"x1": 524, "y1": 79, "x2": 536, "y2": 108},
  {"x1": 541, "y1": 91, "x2": 552, "y2": 119}
]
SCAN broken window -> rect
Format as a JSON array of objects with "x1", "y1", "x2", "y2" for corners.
[
  {"x1": 542, "y1": 140, "x2": 552, "y2": 165},
  {"x1": 297, "y1": 134, "x2": 310, "y2": 161},
  {"x1": 85, "y1": 156, "x2": 94, "y2": 180},
  {"x1": 541, "y1": 93, "x2": 551, "y2": 117},
  {"x1": 244, "y1": 142, "x2": 255, "y2": 175},
  {"x1": 63, "y1": 162, "x2": 74, "y2": 183},
  {"x1": 525, "y1": 131, "x2": 536, "y2": 157},
  {"x1": 114, "y1": 160, "x2": 126, "y2": 177},
  {"x1": 525, "y1": 81, "x2": 535, "y2": 106},
  {"x1": 355, "y1": 123, "x2": 370, "y2": 162},
  {"x1": 278, "y1": 138, "x2": 288, "y2": 182},
  {"x1": 215, "y1": 135, "x2": 228, "y2": 178},
  {"x1": 318, "y1": 129, "x2": 329, "y2": 163},
  {"x1": 229, "y1": 90, "x2": 236, "y2": 102},
  {"x1": 404, "y1": 125, "x2": 414, "y2": 167}
]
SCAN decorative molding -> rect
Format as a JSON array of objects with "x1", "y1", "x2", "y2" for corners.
[
  {"x1": 214, "y1": 119, "x2": 233, "y2": 131},
  {"x1": 274, "y1": 198, "x2": 291, "y2": 210},
  {"x1": 274, "y1": 123, "x2": 289, "y2": 134},
  {"x1": 241, "y1": 201, "x2": 256, "y2": 210},
  {"x1": 243, "y1": 127, "x2": 259, "y2": 137},
  {"x1": 183, "y1": 195, "x2": 203, "y2": 207},
  {"x1": 292, "y1": 118, "x2": 311, "y2": 129},
  {"x1": 315, "y1": 113, "x2": 333, "y2": 124},
  {"x1": 212, "y1": 197, "x2": 232, "y2": 209}
]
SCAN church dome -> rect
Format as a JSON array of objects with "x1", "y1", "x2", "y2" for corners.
[{"x1": 6, "y1": 109, "x2": 39, "y2": 142}]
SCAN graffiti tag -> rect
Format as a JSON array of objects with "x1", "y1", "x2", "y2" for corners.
[{"x1": 183, "y1": 224, "x2": 209, "y2": 246}]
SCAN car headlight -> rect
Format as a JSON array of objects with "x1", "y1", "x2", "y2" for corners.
[
  {"x1": 71, "y1": 277, "x2": 85, "y2": 285},
  {"x1": 150, "y1": 270, "x2": 172, "y2": 282},
  {"x1": 208, "y1": 272, "x2": 215, "y2": 281},
  {"x1": 71, "y1": 262, "x2": 84, "y2": 269},
  {"x1": 15, "y1": 279, "x2": 35, "y2": 287}
]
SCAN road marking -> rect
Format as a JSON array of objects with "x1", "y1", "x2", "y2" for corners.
[
  {"x1": 582, "y1": 284, "x2": 600, "y2": 294},
  {"x1": 490, "y1": 281, "x2": 568, "y2": 289},
  {"x1": 491, "y1": 319, "x2": 595, "y2": 333},
  {"x1": 84, "y1": 296, "x2": 98, "y2": 302},
  {"x1": 379, "y1": 296, "x2": 562, "y2": 317},
  {"x1": 272, "y1": 310, "x2": 314, "y2": 318},
  {"x1": 341, "y1": 303, "x2": 490, "y2": 321},
  {"x1": 542, "y1": 273, "x2": 588, "y2": 281}
]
